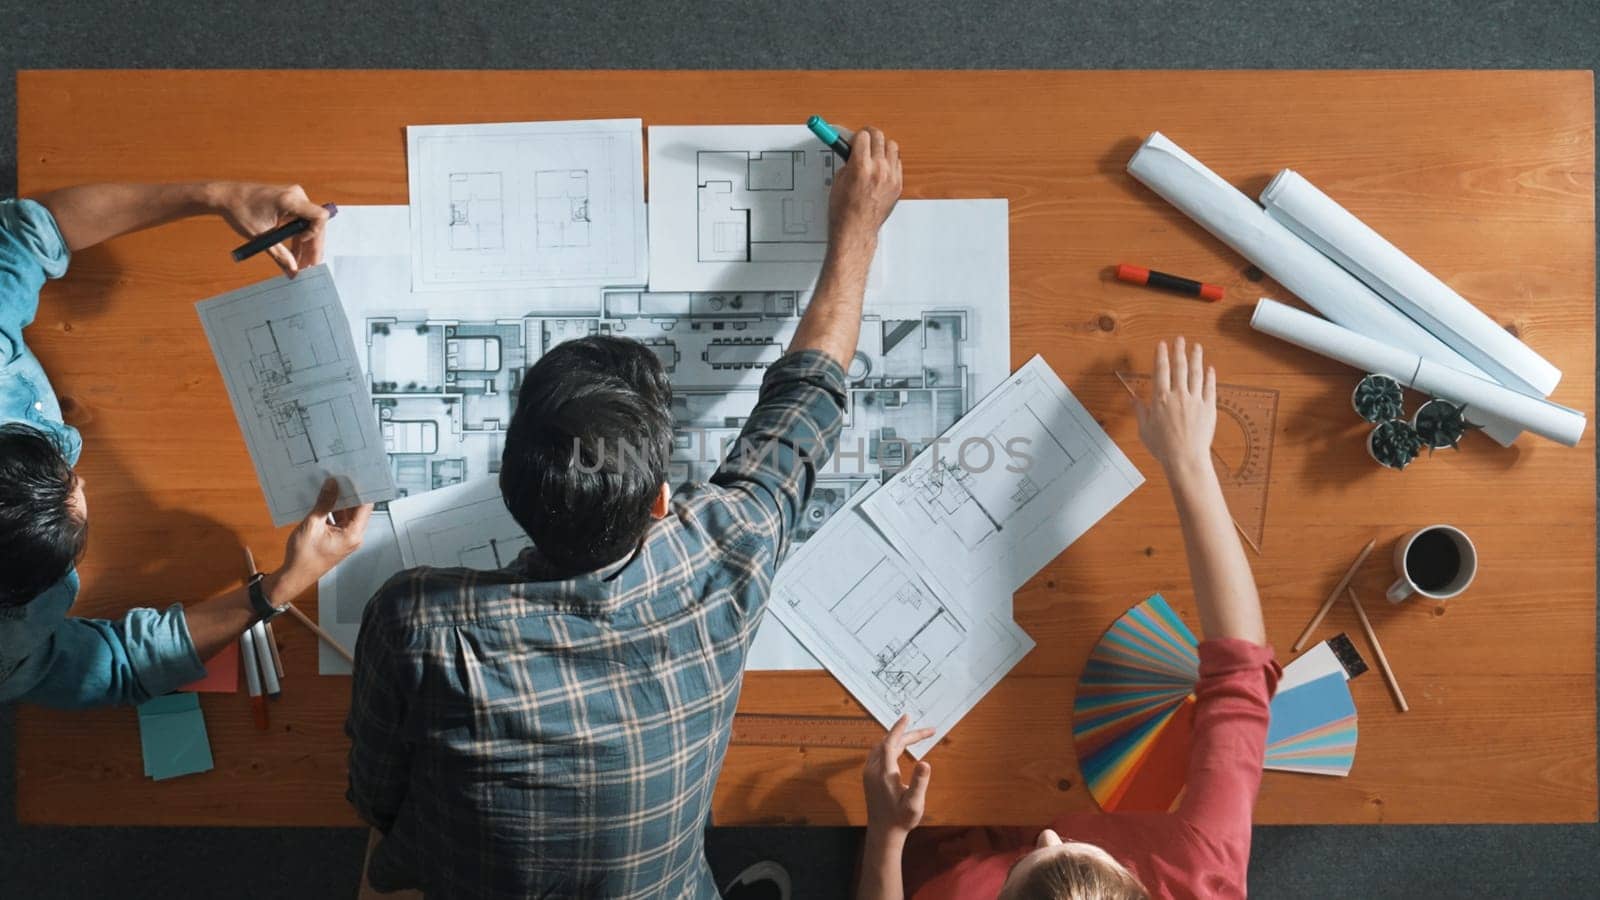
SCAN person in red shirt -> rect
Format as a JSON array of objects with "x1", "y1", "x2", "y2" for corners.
[{"x1": 856, "y1": 337, "x2": 1280, "y2": 900}]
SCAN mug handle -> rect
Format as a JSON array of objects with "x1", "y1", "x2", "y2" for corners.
[{"x1": 1386, "y1": 578, "x2": 1414, "y2": 604}]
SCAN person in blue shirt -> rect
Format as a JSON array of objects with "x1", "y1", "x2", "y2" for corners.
[{"x1": 0, "y1": 181, "x2": 372, "y2": 709}]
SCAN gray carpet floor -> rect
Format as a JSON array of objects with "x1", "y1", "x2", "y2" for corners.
[{"x1": 2, "y1": 2, "x2": 1597, "y2": 897}]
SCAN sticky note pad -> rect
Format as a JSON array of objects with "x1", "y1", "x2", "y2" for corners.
[
  {"x1": 180, "y1": 642, "x2": 240, "y2": 693},
  {"x1": 136, "y1": 692, "x2": 215, "y2": 781}
]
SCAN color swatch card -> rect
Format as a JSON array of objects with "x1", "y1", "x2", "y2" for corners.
[
  {"x1": 136, "y1": 692, "x2": 215, "y2": 781},
  {"x1": 179, "y1": 642, "x2": 240, "y2": 693}
]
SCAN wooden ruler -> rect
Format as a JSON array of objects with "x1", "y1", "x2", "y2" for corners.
[{"x1": 730, "y1": 713, "x2": 887, "y2": 748}]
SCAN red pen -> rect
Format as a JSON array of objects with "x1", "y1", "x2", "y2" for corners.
[{"x1": 1115, "y1": 263, "x2": 1225, "y2": 302}]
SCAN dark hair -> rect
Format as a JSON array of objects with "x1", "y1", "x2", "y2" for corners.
[
  {"x1": 500, "y1": 335, "x2": 673, "y2": 575},
  {"x1": 0, "y1": 423, "x2": 87, "y2": 607},
  {"x1": 1002, "y1": 847, "x2": 1149, "y2": 900}
]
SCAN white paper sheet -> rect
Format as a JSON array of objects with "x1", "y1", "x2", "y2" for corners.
[
  {"x1": 407, "y1": 119, "x2": 647, "y2": 291},
  {"x1": 387, "y1": 476, "x2": 532, "y2": 569},
  {"x1": 1261, "y1": 169, "x2": 1561, "y2": 397},
  {"x1": 316, "y1": 512, "x2": 404, "y2": 675},
  {"x1": 860, "y1": 355, "x2": 1144, "y2": 605},
  {"x1": 195, "y1": 266, "x2": 396, "y2": 525},
  {"x1": 769, "y1": 483, "x2": 1033, "y2": 757},
  {"x1": 647, "y1": 125, "x2": 885, "y2": 291},
  {"x1": 1251, "y1": 298, "x2": 1586, "y2": 446},
  {"x1": 1126, "y1": 132, "x2": 1524, "y2": 446}
]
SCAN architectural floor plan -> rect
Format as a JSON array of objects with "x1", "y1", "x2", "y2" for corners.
[
  {"x1": 408, "y1": 119, "x2": 647, "y2": 291},
  {"x1": 388, "y1": 476, "x2": 534, "y2": 570},
  {"x1": 770, "y1": 484, "x2": 1034, "y2": 756},
  {"x1": 196, "y1": 265, "x2": 396, "y2": 526}
]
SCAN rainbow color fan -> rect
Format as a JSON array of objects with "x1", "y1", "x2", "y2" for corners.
[{"x1": 1072, "y1": 595, "x2": 1361, "y2": 812}]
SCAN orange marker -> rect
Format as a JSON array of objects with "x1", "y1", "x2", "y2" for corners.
[{"x1": 1115, "y1": 263, "x2": 1224, "y2": 302}]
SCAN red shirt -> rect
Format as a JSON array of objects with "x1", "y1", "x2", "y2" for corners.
[{"x1": 907, "y1": 639, "x2": 1280, "y2": 900}]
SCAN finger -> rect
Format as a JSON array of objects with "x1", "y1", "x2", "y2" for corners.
[
  {"x1": 308, "y1": 477, "x2": 340, "y2": 520},
  {"x1": 343, "y1": 502, "x2": 374, "y2": 539},
  {"x1": 908, "y1": 761, "x2": 932, "y2": 804},
  {"x1": 1172, "y1": 336, "x2": 1189, "y2": 393},
  {"x1": 1152, "y1": 341, "x2": 1171, "y2": 397},
  {"x1": 267, "y1": 242, "x2": 299, "y2": 277},
  {"x1": 854, "y1": 128, "x2": 876, "y2": 165},
  {"x1": 904, "y1": 727, "x2": 936, "y2": 746},
  {"x1": 1204, "y1": 366, "x2": 1217, "y2": 405},
  {"x1": 887, "y1": 139, "x2": 901, "y2": 168},
  {"x1": 281, "y1": 185, "x2": 327, "y2": 223},
  {"x1": 1189, "y1": 340, "x2": 1205, "y2": 394},
  {"x1": 867, "y1": 127, "x2": 888, "y2": 160}
]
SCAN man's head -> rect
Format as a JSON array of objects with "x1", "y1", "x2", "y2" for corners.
[
  {"x1": 0, "y1": 423, "x2": 88, "y2": 607},
  {"x1": 997, "y1": 828, "x2": 1149, "y2": 900},
  {"x1": 500, "y1": 335, "x2": 674, "y2": 575}
]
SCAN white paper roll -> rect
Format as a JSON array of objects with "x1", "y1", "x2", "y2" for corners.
[
  {"x1": 1126, "y1": 132, "x2": 1522, "y2": 446},
  {"x1": 1260, "y1": 169, "x2": 1561, "y2": 397},
  {"x1": 1251, "y1": 299, "x2": 1586, "y2": 447}
]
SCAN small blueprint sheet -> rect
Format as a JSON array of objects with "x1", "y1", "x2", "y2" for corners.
[
  {"x1": 408, "y1": 119, "x2": 648, "y2": 291},
  {"x1": 647, "y1": 125, "x2": 885, "y2": 291},
  {"x1": 861, "y1": 355, "x2": 1144, "y2": 603},
  {"x1": 387, "y1": 476, "x2": 533, "y2": 570},
  {"x1": 196, "y1": 265, "x2": 395, "y2": 526},
  {"x1": 770, "y1": 483, "x2": 1033, "y2": 757}
]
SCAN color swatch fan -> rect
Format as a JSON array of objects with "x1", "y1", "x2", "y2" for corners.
[
  {"x1": 1073, "y1": 596, "x2": 1364, "y2": 812},
  {"x1": 1072, "y1": 594, "x2": 1201, "y2": 812}
]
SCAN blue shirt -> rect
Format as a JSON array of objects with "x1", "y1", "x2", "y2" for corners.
[
  {"x1": 347, "y1": 351, "x2": 847, "y2": 900},
  {"x1": 0, "y1": 198, "x2": 204, "y2": 708}
]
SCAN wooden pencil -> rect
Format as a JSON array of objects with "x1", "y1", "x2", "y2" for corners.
[
  {"x1": 1348, "y1": 586, "x2": 1408, "y2": 712},
  {"x1": 1291, "y1": 536, "x2": 1378, "y2": 652}
]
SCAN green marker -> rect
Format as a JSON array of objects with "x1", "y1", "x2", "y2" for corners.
[{"x1": 807, "y1": 115, "x2": 851, "y2": 161}]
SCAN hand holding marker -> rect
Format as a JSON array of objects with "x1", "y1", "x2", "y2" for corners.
[{"x1": 807, "y1": 115, "x2": 852, "y2": 161}]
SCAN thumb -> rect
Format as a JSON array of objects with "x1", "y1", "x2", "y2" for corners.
[
  {"x1": 308, "y1": 477, "x2": 340, "y2": 521},
  {"x1": 908, "y1": 761, "x2": 932, "y2": 804}
]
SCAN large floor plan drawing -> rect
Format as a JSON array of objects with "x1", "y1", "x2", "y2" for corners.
[{"x1": 697, "y1": 149, "x2": 832, "y2": 263}]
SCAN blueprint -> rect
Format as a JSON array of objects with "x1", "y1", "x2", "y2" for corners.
[
  {"x1": 647, "y1": 125, "x2": 885, "y2": 291},
  {"x1": 862, "y1": 355, "x2": 1144, "y2": 604},
  {"x1": 407, "y1": 119, "x2": 647, "y2": 291},
  {"x1": 196, "y1": 266, "x2": 396, "y2": 526},
  {"x1": 770, "y1": 483, "x2": 1033, "y2": 757},
  {"x1": 387, "y1": 476, "x2": 532, "y2": 569}
]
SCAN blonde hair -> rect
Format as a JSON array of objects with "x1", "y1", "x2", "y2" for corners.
[{"x1": 1000, "y1": 851, "x2": 1150, "y2": 900}]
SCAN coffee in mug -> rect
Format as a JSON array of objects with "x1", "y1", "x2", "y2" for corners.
[{"x1": 1386, "y1": 525, "x2": 1477, "y2": 603}]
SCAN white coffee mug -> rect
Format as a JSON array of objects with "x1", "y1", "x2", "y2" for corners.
[{"x1": 1387, "y1": 524, "x2": 1477, "y2": 603}]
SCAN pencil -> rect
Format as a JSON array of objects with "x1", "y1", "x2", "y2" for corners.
[
  {"x1": 1348, "y1": 587, "x2": 1408, "y2": 712},
  {"x1": 1291, "y1": 536, "x2": 1378, "y2": 652},
  {"x1": 285, "y1": 602, "x2": 355, "y2": 664}
]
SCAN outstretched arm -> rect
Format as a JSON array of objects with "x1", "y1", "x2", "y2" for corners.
[
  {"x1": 1134, "y1": 337, "x2": 1265, "y2": 644},
  {"x1": 788, "y1": 126, "x2": 903, "y2": 367},
  {"x1": 31, "y1": 181, "x2": 331, "y2": 276}
]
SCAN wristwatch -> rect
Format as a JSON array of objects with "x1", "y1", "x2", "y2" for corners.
[{"x1": 247, "y1": 572, "x2": 290, "y2": 623}]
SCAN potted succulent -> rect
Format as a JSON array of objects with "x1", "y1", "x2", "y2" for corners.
[
  {"x1": 1368, "y1": 419, "x2": 1424, "y2": 470},
  {"x1": 1412, "y1": 398, "x2": 1474, "y2": 452},
  {"x1": 1352, "y1": 373, "x2": 1405, "y2": 423}
]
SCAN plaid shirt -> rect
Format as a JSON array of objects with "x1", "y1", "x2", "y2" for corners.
[{"x1": 347, "y1": 350, "x2": 846, "y2": 900}]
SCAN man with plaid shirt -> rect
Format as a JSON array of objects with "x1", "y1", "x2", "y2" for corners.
[{"x1": 347, "y1": 127, "x2": 904, "y2": 899}]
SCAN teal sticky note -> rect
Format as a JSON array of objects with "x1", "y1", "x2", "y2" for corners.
[{"x1": 136, "y1": 693, "x2": 214, "y2": 781}]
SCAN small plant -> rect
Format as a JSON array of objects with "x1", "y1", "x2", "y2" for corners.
[
  {"x1": 1412, "y1": 398, "x2": 1476, "y2": 452},
  {"x1": 1368, "y1": 419, "x2": 1424, "y2": 470},
  {"x1": 1352, "y1": 373, "x2": 1405, "y2": 423}
]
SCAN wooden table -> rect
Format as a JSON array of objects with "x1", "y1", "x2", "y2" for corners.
[{"x1": 15, "y1": 71, "x2": 1594, "y2": 827}]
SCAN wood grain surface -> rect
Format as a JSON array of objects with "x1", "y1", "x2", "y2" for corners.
[{"x1": 14, "y1": 70, "x2": 1594, "y2": 826}]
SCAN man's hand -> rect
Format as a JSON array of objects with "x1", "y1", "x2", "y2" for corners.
[
  {"x1": 208, "y1": 182, "x2": 332, "y2": 277},
  {"x1": 828, "y1": 126, "x2": 903, "y2": 247},
  {"x1": 1133, "y1": 336, "x2": 1217, "y2": 477},
  {"x1": 268, "y1": 477, "x2": 373, "y2": 603},
  {"x1": 863, "y1": 714, "x2": 934, "y2": 839}
]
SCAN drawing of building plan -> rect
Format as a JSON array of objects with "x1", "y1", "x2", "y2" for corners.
[
  {"x1": 196, "y1": 265, "x2": 396, "y2": 526},
  {"x1": 861, "y1": 355, "x2": 1144, "y2": 604},
  {"x1": 388, "y1": 476, "x2": 533, "y2": 570},
  {"x1": 770, "y1": 483, "x2": 1034, "y2": 757},
  {"x1": 407, "y1": 119, "x2": 647, "y2": 291},
  {"x1": 647, "y1": 125, "x2": 886, "y2": 291}
]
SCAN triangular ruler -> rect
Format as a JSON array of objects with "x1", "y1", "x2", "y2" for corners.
[{"x1": 1115, "y1": 372, "x2": 1278, "y2": 553}]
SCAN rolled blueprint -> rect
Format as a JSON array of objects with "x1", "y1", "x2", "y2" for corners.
[
  {"x1": 1126, "y1": 132, "x2": 1522, "y2": 446},
  {"x1": 1260, "y1": 169, "x2": 1561, "y2": 397},
  {"x1": 1251, "y1": 298, "x2": 1586, "y2": 447}
]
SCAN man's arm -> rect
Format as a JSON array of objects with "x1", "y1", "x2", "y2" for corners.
[
  {"x1": 707, "y1": 128, "x2": 903, "y2": 552},
  {"x1": 31, "y1": 181, "x2": 331, "y2": 276}
]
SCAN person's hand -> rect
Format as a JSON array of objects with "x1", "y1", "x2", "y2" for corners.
[
  {"x1": 863, "y1": 715, "x2": 934, "y2": 840},
  {"x1": 269, "y1": 478, "x2": 372, "y2": 602},
  {"x1": 828, "y1": 126, "x2": 903, "y2": 246},
  {"x1": 208, "y1": 181, "x2": 332, "y2": 277},
  {"x1": 1133, "y1": 336, "x2": 1217, "y2": 476}
]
